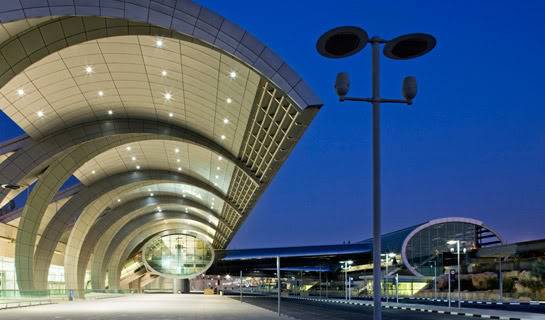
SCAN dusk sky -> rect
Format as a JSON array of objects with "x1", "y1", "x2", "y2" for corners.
[{"x1": 1, "y1": 1, "x2": 544, "y2": 248}]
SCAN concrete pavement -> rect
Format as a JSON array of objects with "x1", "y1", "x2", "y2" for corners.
[{"x1": 0, "y1": 294, "x2": 285, "y2": 320}]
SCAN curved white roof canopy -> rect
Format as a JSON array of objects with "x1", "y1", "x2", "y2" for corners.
[{"x1": 0, "y1": 1, "x2": 322, "y2": 293}]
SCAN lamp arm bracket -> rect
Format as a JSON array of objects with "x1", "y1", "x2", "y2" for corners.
[{"x1": 340, "y1": 96, "x2": 412, "y2": 105}]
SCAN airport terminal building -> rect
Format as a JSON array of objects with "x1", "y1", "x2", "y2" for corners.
[{"x1": 0, "y1": 0, "x2": 542, "y2": 304}]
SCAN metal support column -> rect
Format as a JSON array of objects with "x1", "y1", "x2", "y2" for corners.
[
  {"x1": 319, "y1": 268, "x2": 322, "y2": 298},
  {"x1": 499, "y1": 257, "x2": 503, "y2": 302},
  {"x1": 457, "y1": 242, "x2": 461, "y2": 309},
  {"x1": 240, "y1": 270, "x2": 243, "y2": 302},
  {"x1": 448, "y1": 272, "x2": 451, "y2": 308},
  {"x1": 277, "y1": 256, "x2": 281, "y2": 316},
  {"x1": 371, "y1": 38, "x2": 382, "y2": 320}
]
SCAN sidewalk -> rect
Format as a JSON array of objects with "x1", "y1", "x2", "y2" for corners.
[{"x1": 290, "y1": 296, "x2": 545, "y2": 320}]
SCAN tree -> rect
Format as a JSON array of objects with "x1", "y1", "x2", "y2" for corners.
[{"x1": 519, "y1": 259, "x2": 545, "y2": 298}]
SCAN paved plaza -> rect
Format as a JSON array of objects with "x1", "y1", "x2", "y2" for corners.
[{"x1": 0, "y1": 294, "x2": 283, "y2": 320}]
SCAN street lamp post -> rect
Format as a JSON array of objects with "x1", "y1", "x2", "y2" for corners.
[
  {"x1": 430, "y1": 260, "x2": 437, "y2": 299},
  {"x1": 340, "y1": 260, "x2": 353, "y2": 300},
  {"x1": 382, "y1": 253, "x2": 395, "y2": 303},
  {"x1": 317, "y1": 26, "x2": 436, "y2": 320},
  {"x1": 499, "y1": 257, "x2": 504, "y2": 302},
  {"x1": 448, "y1": 240, "x2": 465, "y2": 309},
  {"x1": 239, "y1": 270, "x2": 243, "y2": 303},
  {"x1": 348, "y1": 276, "x2": 352, "y2": 300}
]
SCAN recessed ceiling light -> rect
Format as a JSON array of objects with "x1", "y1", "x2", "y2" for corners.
[
  {"x1": 218, "y1": 156, "x2": 223, "y2": 161},
  {"x1": 215, "y1": 175, "x2": 219, "y2": 179},
  {"x1": 136, "y1": 165, "x2": 141, "y2": 170},
  {"x1": 117, "y1": 198, "x2": 121, "y2": 202},
  {"x1": 164, "y1": 92, "x2": 172, "y2": 101},
  {"x1": 174, "y1": 148, "x2": 179, "y2": 153},
  {"x1": 150, "y1": 193, "x2": 154, "y2": 197},
  {"x1": 216, "y1": 166, "x2": 220, "y2": 171},
  {"x1": 220, "y1": 135, "x2": 226, "y2": 140},
  {"x1": 98, "y1": 91, "x2": 104, "y2": 97},
  {"x1": 91, "y1": 170, "x2": 96, "y2": 174},
  {"x1": 182, "y1": 194, "x2": 186, "y2": 198},
  {"x1": 36, "y1": 110, "x2": 44, "y2": 117},
  {"x1": 126, "y1": 146, "x2": 131, "y2": 151},
  {"x1": 177, "y1": 167, "x2": 182, "y2": 171},
  {"x1": 168, "y1": 112, "x2": 173, "y2": 117},
  {"x1": 16, "y1": 88, "x2": 25, "y2": 97},
  {"x1": 131, "y1": 156, "x2": 136, "y2": 161},
  {"x1": 161, "y1": 70, "x2": 167, "y2": 77},
  {"x1": 229, "y1": 71, "x2": 237, "y2": 79},
  {"x1": 85, "y1": 65, "x2": 93, "y2": 74},
  {"x1": 155, "y1": 39, "x2": 164, "y2": 48},
  {"x1": 223, "y1": 118, "x2": 229, "y2": 124},
  {"x1": 176, "y1": 159, "x2": 180, "y2": 163},
  {"x1": 226, "y1": 97, "x2": 232, "y2": 104},
  {"x1": 107, "y1": 110, "x2": 113, "y2": 115}
]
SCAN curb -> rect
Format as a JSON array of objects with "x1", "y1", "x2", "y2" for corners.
[
  {"x1": 404, "y1": 297, "x2": 545, "y2": 307},
  {"x1": 290, "y1": 296, "x2": 525, "y2": 320},
  {"x1": 1, "y1": 299, "x2": 55, "y2": 310}
]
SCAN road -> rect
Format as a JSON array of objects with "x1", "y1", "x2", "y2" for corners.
[
  {"x1": 322, "y1": 295, "x2": 545, "y2": 314},
  {"x1": 233, "y1": 296, "x2": 473, "y2": 320}
]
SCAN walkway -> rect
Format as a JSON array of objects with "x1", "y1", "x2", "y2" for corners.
[{"x1": 0, "y1": 294, "x2": 283, "y2": 320}]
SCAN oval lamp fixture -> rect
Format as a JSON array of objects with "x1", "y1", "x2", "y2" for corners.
[
  {"x1": 383, "y1": 33, "x2": 436, "y2": 60},
  {"x1": 316, "y1": 26, "x2": 369, "y2": 58}
]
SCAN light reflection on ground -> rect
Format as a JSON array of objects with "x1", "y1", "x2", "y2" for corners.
[{"x1": 0, "y1": 294, "x2": 282, "y2": 320}]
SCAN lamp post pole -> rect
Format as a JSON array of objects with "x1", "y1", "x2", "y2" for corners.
[
  {"x1": 448, "y1": 272, "x2": 451, "y2": 308},
  {"x1": 448, "y1": 239, "x2": 463, "y2": 308},
  {"x1": 348, "y1": 276, "x2": 352, "y2": 300},
  {"x1": 370, "y1": 38, "x2": 383, "y2": 319},
  {"x1": 499, "y1": 257, "x2": 503, "y2": 302},
  {"x1": 319, "y1": 268, "x2": 322, "y2": 298},
  {"x1": 431, "y1": 260, "x2": 437, "y2": 300},
  {"x1": 277, "y1": 256, "x2": 281, "y2": 316},
  {"x1": 340, "y1": 260, "x2": 353, "y2": 300},
  {"x1": 345, "y1": 262, "x2": 348, "y2": 300},
  {"x1": 395, "y1": 273, "x2": 399, "y2": 303},
  {"x1": 456, "y1": 241, "x2": 461, "y2": 309},
  {"x1": 384, "y1": 253, "x2": 389, "y2": 303}
]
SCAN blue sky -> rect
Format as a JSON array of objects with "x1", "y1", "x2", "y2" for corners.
[
  {"x1": 199, "y1": 0, "x2": 545, "y2": 248},
  {"x1": 1, "y1": 1, "x2": 544, "y2": 248}
]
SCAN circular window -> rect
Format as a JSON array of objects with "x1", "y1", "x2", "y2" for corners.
[{"x1": 142, "y1": 233, "x2": 214, "y2": 279}]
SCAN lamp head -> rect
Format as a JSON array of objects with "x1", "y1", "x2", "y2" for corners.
[
  {"x1": 335, "y1": 72, "x2": 350, "y2": 98},
  {"x1": 447, "y1": 240, "x2": 458, "y2": 245},
  {"x1": 316, "y1": 26, "x2": 368, "y2": 58},
  {"x1": 402, "y1": 76, "x2": 417, "y2": 102},
  {"x1": 384, "y1": 33, "x2": 436, "y2": 60}
]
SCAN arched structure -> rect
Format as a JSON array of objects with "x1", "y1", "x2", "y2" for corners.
[
  {"x1": 68, "y1": 194, "x2": 226, "y2": 292},
  {"x1": 0, "y1": 0, "x2": 321, "y2": 296},
  {"x1": 401, "y1": 217, "x2": 504, "y2": 276},
  {"x1": 32, "y1": 169, "x2": 233, "y2": 291},
  {"x1": 109, "y1": 222, "x2": 209, "y2": 290}
]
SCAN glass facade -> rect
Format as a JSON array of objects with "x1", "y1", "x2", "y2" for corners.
[
  {"x1": 142, "y1": 234, "x2": 214, "y2": 279},
  {"x1": 0, "y1": 256, "x2": 74, "y2": 296},
  {"x1": 405, "y1": 222, "x2": 480, "y2": 276}
]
